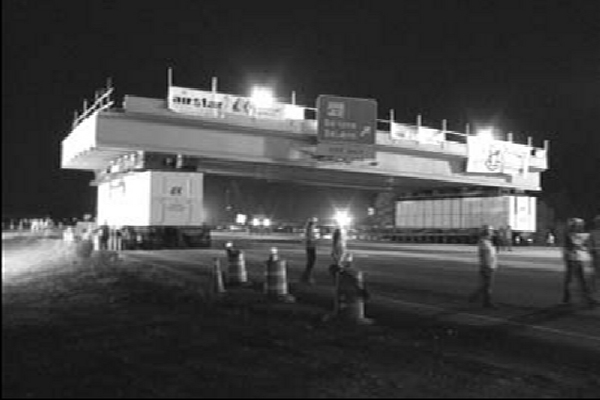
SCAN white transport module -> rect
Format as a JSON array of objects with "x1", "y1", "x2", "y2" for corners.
[
  {"x1": 97, "y1": 170, "x2": 204, "y2": 227},
  {"x1": 395, "y1": 195, "x2": 536, "y2": 232}
]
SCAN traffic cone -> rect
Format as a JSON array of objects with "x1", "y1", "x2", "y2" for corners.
[
  {"x1": 264, "y1": 247, "x2": 295, "y2": 303},
  {"x1": 225, "y1": 242, "x2": 248, "y2": 286},
  {"x1": 211, "y1": 258, "x2": 226, "y2": 295},
  {"x1": 336, "y1": 268, "x2": 373, "y2": 325}
]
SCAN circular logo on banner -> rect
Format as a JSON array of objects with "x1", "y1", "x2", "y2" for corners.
[{"x1": 485, "y1": 148, "x2": 502, "y2": 172}]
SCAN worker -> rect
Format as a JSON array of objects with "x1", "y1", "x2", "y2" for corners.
[
  {"x1": 300, "y1": 217, "x2": 319, "y2": 284},
  {"x1": 98, "y1": 223, "x2": 110, "y2": 250},
  {"x1": 331, "y1": 227, "x2": 347, "y2": 266},
  {"x1": 468, "y1": 224, "x2": 498, "y2": 308},
  {"x1": 561, "y1": 218, "x2": 597, "y2": 306},
  {"x1": 589, "y1": 215, "x2": 600, "y2": 293}
]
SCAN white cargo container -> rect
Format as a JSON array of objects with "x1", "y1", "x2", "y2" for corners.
[
  {"x1": 97, "y1": 170, "x2": 204, "y2": 227},
  {"x1": 395, "y1": 195, "x2": 536, "y2": 232}
]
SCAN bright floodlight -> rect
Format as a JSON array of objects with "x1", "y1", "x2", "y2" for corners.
[
  {"x1": 251, "y1": 218, "x2": 260, "y2": 227},
  {"x1": 334, "y1": 210, "x2": 352, "y2": 227},
  {"x1": 235, "y1": 214, "x2": 247, "y2": 225},
  {"x1": 250, "y1": 86, "x2": 275, "y2": 108},
  {"x1": 262, "y1": 218, "x2": 271, "y2": 227},
  {"x1": 477, "y1": 128, "x2": 494, "y2": 141}
]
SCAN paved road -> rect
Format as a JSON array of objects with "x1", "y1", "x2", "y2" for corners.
[
  {"x1": 6, "y1": 230, "x2": 595, "y2": 351},
  {"x1": 123, "y1": 235, "x2": 600, "y2": 352}
]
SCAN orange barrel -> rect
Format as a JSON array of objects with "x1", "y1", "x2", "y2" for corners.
[
  {"x1": 264, "y1": 248, "x2": 295, "y2": 302},
  {"x1": 337, "y1": 270, "x2": 373, "y2": 325},
  {"x1": 226, "y1": 248, "x2": 248, "y2": 285}
]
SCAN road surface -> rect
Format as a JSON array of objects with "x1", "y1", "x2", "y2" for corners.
[{"x1": 124, "y1": 234, "x2": 600, "y2": 352}]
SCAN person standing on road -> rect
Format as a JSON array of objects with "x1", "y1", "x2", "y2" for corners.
[
  {"x1": 561, "y1": 218, "x2": 597, "y2": 306},
  {"x1": 331, "y1": 227, "x2": 347, "y2": 266},
  {"x1": 301, "y1": 217, "x2": 319, "y2": 284},
  {"x1": 98, "y1": 223, "x2": 110, "y2": 250},
  {"x1": 588, "y1": 215, "x2": 600, "y2": 293},
  {"x1": 468, "y1": 224, "x2": 498, "y2": 308}
]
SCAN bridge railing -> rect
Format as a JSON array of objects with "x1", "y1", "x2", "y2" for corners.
[{"x1": 119, "y1": 94, "x2": 549, "y2": 167}]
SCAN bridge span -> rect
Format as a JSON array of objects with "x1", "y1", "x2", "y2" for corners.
[{"x1": 60, "y1": 82, "x2": 548, "y2": 246}]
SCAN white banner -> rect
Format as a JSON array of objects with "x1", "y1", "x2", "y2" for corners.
[
  {"x1": 416, "y1": 127, "x2": 445, "y2": 144},
  {"x1": 168, "y1": 86, "x2": 304, "y2": 120},
  {"x1": 390, "y1": 123, "x2": 444, "y2": 144},
  {"x1": 502, "y1": 141, "x2": 530, "y2": 177},
  {"x1": 390, "y1": 123, "x2": 417, "y2": 140},
  {"x1": 467, "y1": 136, "x2": 530, "y2": 176}
]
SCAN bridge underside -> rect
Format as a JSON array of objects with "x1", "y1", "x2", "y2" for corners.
[
  {"x1": 86, "y1": 147, "x2": 487, "y2": 193},
  {"x1": 190, "y1": 157, "x2": 473, "y2": 192}
]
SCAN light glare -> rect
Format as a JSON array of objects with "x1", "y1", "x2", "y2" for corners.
[
  {"x1": 334, "y1": 210, "x2": 352, "y2": 227},
  {"x1": 250, "y1": 86, "x2": 275, "y2": 108},
  {"x1": 477, "y1": 128, "x2": 494, "y2": 141}
]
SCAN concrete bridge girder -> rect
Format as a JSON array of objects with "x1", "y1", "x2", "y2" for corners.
[{"x1": 61, "y1": 95, "x2": 546, "y2": 227}]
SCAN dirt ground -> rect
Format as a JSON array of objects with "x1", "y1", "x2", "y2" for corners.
[{"x1": 3, "y1": 237, "x2": 600, "y2": 398}]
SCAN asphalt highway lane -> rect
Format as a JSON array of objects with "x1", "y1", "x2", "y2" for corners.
[
  {"x1": 4, "y1": 232, "x2": 598, "y2": 397},
  {"x1": 124, "y1": 236, "x2": 600, "y2": 352}
]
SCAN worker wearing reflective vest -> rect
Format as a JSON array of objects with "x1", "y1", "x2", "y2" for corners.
[
  {"x1": 468, "y1": 225, "x2": 498, "y2": 308},
  {"x1": 562, "y1": 218, "x2": 597, "y2": 306}
]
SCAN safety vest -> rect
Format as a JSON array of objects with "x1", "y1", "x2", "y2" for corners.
[
  {"x1": 478, "y1": 237, "x2": 498, "y2": 269},
  {"x1": 563, "y1": 232, "x2": 590, "y2": 261}
]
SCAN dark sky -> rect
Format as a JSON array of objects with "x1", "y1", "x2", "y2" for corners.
[{"x1": 2, "y1": 0, "x2": 600, "y2": 220}]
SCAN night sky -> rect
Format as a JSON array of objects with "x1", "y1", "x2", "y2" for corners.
[{"x1": 2, "y1": 0, "x2": 599, "y2": 221}]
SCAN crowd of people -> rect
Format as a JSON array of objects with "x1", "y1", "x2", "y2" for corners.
[{"x1": 298, "y1": 214, "x2": 600, "y2": 309}]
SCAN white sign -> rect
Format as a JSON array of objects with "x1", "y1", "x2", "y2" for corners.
[
  {"x1": 502, "y1": 141, "x2": 531, "y2": 177},
  {"x1": 416, "y1": 127, "x2": 445, "y2": 144},
  {"x1": 168, "y1": 86, "x2": 304, "y2": 120},
  {"x1": 390, "y1": 123, "x2": 417, "y2": 140},
  {"x1": 467, "y1": 136, "x2": 530, "y2": 176},
  {"x1": 390, "y1": 123, "x2": 444, "y2": 144}
]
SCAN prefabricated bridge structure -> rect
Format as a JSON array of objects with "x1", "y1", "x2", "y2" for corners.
[{"x1": 60, "y1": 82, "x2": 548, "y2": 249}]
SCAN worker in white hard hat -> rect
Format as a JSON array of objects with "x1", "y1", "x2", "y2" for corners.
[
  {"x1": 562, "y1": 218, "x2": 597, "y2": 306},
  {"x1": 589, "y1": 215, "x2": 600, "y2": 293},
  {"x1": 468, "y1": 224, "x2": 499, "y2": 308}
]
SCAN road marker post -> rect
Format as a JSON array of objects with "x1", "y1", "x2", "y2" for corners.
[
  {"x1": 225, "y1": 242, "x2": 249, "y2": 286},
  {"x1": 264, "y1": 247, "x2": 295, "y2": 303}
]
